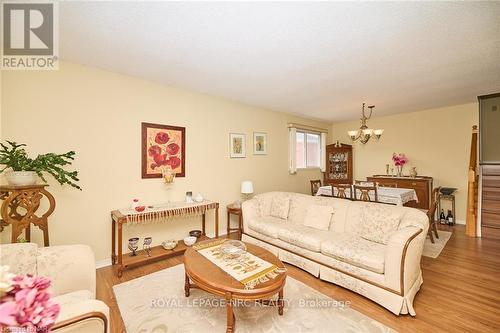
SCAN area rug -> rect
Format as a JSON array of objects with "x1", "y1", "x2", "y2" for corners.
[
  {"x1": 113, "y1": 264, "x2": 395, "y2": 333},
  {"x1": 422, "y1": 230, "x2": 452, "y2": 258}
]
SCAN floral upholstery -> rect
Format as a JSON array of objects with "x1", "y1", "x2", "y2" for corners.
[
  {"x1": 302, "y1": 204, "x2": 334, "y2": 230},
  {"x1": 0, "y1": 243, "x2": 109, "y2": 332},
  {"x1": 278, "y1": 224, "x2": 335, "y2": 252},
  {"x1": 242, "y1": 191, "x2": 429, "y2": 316},
  {"x1": 0, "y1": 243, "x2": 37, "y2": 275},
  {"x1": 247, "y1": 216, "x2": 288, "y2": 238},
  {"x1": 321, "y1": 234, "x2": 386, "y2": 274},
  {"x1": 270, "y1": 195, "x2": 291, "y2": 219},
  {"x1": 360, "y1": 204, "x2": 403, "y2": 245}
]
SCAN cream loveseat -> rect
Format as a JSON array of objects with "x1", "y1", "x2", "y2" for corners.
[
  {"x1": 241, "y1": 191, "x2": 428, "y2": 316},
  {"x1": 0, "y1": 243, "x2": 109, "y2": 332}
]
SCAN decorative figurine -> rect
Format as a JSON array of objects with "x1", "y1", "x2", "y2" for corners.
[
  {"x1": 143, "y1": 237, "x2": 152, "y2": 257},
  {"x1": 128, "y1": 237, "x2": 139, "y2": 256},
  {"x1": 185, "y1": 191, "x2": 193, "y2": 203},
  {"x1": 194, "y1": 193, "x2": 204, "y2": 203}
]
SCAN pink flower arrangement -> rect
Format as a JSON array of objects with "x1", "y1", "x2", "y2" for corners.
[
  {"x1": 0, "y1": 266, "x2": 60, "y2": 332},
  {"x1": 392, "y1": 153, "x2": 408, "y2": 166}
]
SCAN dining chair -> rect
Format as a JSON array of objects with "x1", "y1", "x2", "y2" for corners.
[
  {"x1": 422, "y1": 187, "x2": 441, "y2": 243},
  {"x1": 354, "y1": 180, "x2": 376, "y2": 186},
  {"x1": 310, "y1": 179, "x2": 322, "y2": 196},
  {"x1": 377, "y1": 181, "x2": 398, "y2": 188},
  {"x1": 332, "y1": 184, "x2": 352, "y2": 199},
  {"x1": 353, "y1": 185, "x2": 378, "y2": 202}
]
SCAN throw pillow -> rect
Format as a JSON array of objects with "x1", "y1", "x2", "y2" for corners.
[
  {"x1": 270, "y1": 195, "x2": 290, "y2": 219},
  {"x1": 303, "y1": 205, "x2": 334, "y2": 231},
  {"x1": 360, "y1": 205, "x2": 402, "y2": 244}
]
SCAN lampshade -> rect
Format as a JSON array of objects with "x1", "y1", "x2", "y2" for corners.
[{"x1": 241, "y1": 181, "x2": 254, "y2": 194}]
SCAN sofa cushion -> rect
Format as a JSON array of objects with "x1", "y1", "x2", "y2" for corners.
[
  {"x1": 303, "y1": 205, "x2": 334, "y2": 231},
  {"x1": 321, "y1": 234, "x2": 386, "y2": 274},
  {"x1": 247, "y1": 216, "x2": 288, "y2": 239},
  {"x1": 278, "y1": 224, "x2": 334, "y2": 252},
  {"x1": 0, "y1": 243, "x2": 38, "y2": 275},
  {"x1": 360, "y1": 205, "x2": 402, "y2": 245},
  {"x1": 270, "y1": 195, "x2": 290, "y2": 219}
]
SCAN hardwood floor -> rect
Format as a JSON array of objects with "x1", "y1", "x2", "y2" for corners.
[{"x1": 96, "y1": 225, "x2": 500, "y2": 333}]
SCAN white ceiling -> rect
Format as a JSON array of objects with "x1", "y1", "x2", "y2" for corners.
[{"x1": 60, "y1": 1, "x2": 500, "y2": 122}]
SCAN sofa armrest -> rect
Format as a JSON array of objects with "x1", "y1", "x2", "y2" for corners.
[
  {"x1": 384, "y1": 226, "x2": 425, "y2": 294},
  {"x1": 37, "y1": 245, "x2": 96, "y2": 297},
  {"x1": 53, "y1": 299, "x2": 109, "y2": 333},
  {"x1": 242, "y1": 198, "x2": 260, "y2": 233}
]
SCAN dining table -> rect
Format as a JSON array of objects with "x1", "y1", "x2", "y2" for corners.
[{"x1": 315, "y1": 185, "x2": 418, "y2": 206}]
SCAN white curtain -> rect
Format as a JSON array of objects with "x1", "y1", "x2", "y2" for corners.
[
  {"x1": 289, "y1": 127, "x2": 297, "y2": 174},
  {"x1": 320, "y1": 132, "x2": 327, "y2": 173}
]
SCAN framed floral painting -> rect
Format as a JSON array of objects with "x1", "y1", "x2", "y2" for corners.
[
  {"x1": 253, "y1": 132, "x2": 268, "y2": 155},
  {"x1": 142, "y1": 122, "x2": 185, "y2": 178},
  {"x1": 229, "y1": 133, "x2": 246, "y2": 158}
]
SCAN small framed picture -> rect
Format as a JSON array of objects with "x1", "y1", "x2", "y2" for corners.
[
  {"x1": 229, "y1": 133, "x2": 246, "y2": 158},
  {"x1": 253, "y1": 132, "x2": 268, "y2": 155}
]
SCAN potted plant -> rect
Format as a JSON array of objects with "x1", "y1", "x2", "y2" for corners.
[{"x1": 0, "y1": 141, "x2": 81, "y2": 189}]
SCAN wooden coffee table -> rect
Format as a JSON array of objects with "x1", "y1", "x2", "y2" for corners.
[{"x1": 184, "y1": 241, "x2": 287, "y2": 333}]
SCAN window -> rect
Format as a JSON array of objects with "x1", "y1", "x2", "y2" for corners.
[{"x1": 295, "y1": 130, "x2": 321, "y2": 168}]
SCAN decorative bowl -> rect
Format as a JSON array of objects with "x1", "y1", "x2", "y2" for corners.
[
  {"x1": 183, "y1": 236, "x2": 197, "y2": 246},
  {"x1": 189, "y1": 230, "x2": 202, "y2": 238},
  {"x1": 220, "y1": 240, "x2": 247, "y2": 261},
  {"x1": 161, "y1": 240, "x2": 178, "y2": 250}
]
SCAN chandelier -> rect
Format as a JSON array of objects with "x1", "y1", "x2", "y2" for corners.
[{"x1": 347, "y1": 103, "x2": 384, "y2": 144}]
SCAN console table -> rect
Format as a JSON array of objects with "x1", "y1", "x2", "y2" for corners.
[
  {"x1": 111, "y1": 200, "x2": 219, "y2": 277},
  {"x1": 0, "y1": 184, "x2": 55, "y2": 246}
]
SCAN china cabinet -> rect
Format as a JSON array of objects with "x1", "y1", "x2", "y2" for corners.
[{"x1": 324, "y1": 143, "x2": 353, "y2": 185}]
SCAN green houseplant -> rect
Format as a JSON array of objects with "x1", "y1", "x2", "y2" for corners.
[{"x1": 0, "y1": 141, "x2": 81, "y2": 190}]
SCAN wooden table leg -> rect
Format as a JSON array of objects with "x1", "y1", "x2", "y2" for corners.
[
  {"x1": 227, "y1": 211, "x2": 230, "y2": 237},
  {"x1": 184, "y1": 273, "x2": 190, "y2": 297},
  {"x1": 117, "y1": 222, "x2": 123, "y2": 277},
  {"x1": 25, "y1": 224, "x2": 31, "y2": 242},
  {"x1": 278, "y1": 289, "x2": 284, "y2": 315},
  {"x1": 225, "y1": 292, "x2": 235, "y2": 333},
  {"x1": 238, "y1": 214, "x2": 242, "y2": 240},
  {"x1": 215, "y1": 206, "x2": 219, "y2": 238},
  {"x1": 111, "y1": 216, "x2": 116, "y2": 265},
  {"x1": 41, "y1": 219, "x2": 50, "y2": 246},
  {"x1": 202, "y1": 213, "x2": 206, "y2": 236}
]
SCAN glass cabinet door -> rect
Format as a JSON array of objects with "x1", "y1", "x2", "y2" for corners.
[{"x1": 328, "y1": 150, "x2": 349, "y2": 180}]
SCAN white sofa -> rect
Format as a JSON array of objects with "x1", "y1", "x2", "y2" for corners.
[
  {"x1": 0, "y1": 243, "x2": 109, "y2": 332},
  {"x1": 241, "y1": 191, "x2": 428, "y2": 316}
]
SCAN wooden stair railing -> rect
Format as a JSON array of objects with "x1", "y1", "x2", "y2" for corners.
[{"x1": 466, "y1": 125, "x2": 479, "y2": 237}]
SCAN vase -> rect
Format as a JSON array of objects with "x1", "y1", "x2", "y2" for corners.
[
  {"x1": 5, "y1": 171, "x2": 38, "y2": 186},
  {"x1": 396, "y1": 166, "x2": 403, "y2": 177},
  {"x1": 410, "y1": 167, "x2": 418, "y2": 178}
]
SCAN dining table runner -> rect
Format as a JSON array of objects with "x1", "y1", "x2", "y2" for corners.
[
  {"x1": 193, "y1": 239, "x2": 283, "y2": 290},
  {"x1": 118, "y1": 200, "x2": 218, "y2": 225},
  {"x1": 316, "y1": 185, "x2": 418, "y2": 206}
]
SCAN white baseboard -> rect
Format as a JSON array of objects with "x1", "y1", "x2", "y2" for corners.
[{"x1": 96, "y1": 258, "x2": 112, "y2": 269}]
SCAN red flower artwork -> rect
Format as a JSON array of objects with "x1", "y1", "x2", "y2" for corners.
[
  {"x1": 148, "y1": 145, "x2": 161, "y2": 157},
  {"x1": 155, "y1": 132, "x2": 169, "y2": 144},
  {"x1": 165, "y1": 143, "x2": 180, "y2": 155},
  {"x1": 142, "y1": 123, "x2": 185, "y2": 178},
  {"x1": 166, "y1": 156, "x2": 181, "y2": 169}
]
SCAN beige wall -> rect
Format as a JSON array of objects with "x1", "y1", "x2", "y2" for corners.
[
  {"x1": 0, "y1": 62, "x2": 330, "y2": 261},
  {"x1": 331, "y1": 103, "x2": 479, "y2": 223}
]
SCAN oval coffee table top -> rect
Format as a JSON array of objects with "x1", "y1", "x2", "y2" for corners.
[{"x1": 184, "y1": 241, "x2": 286, "y2": 298}]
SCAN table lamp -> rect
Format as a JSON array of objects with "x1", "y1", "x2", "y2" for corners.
[{"x1": 240, "y1": 180, "x2": 254, "y2": 203}]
